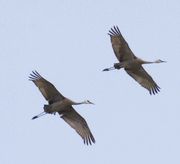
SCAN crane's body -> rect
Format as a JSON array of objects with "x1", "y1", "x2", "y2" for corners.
[{"x1": 44, "y1": 98, "x2": 93, "y2": 113}]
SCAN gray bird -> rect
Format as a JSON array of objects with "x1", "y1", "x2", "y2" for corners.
[
  {"x1": 103, "y1": 26, "x2": 166, "y2": 95},
  {"x1": 29, "y1": 71, "x2": 95, "y2": 145}
]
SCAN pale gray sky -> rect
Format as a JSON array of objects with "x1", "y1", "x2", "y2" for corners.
[{"x1": 0, "y1": 0, "x2": 180, "y2": 164}]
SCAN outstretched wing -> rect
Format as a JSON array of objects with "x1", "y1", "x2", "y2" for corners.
[
  {"x1": 108, "y1": 26, "x2": 137, "y2": 62},
  {"x1": 29, "y1": 71, "x2": 65, "y2": 104},
  {"x1": 125, "y1": 66, "x2": 160, "y2": 95},
  {"x1": 59, "y1": 107, "x2": 95, "y2": 145}
]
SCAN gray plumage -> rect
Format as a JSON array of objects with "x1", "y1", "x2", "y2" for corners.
[
  {"x1": 29, "y1": 71, "x2": 95, "y2": 145},
  {"x1": 103, "y1": 26, "x2": 165, "y2": 95}
]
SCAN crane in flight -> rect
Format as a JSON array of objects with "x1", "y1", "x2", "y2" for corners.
[
  {"x1": 103, "y1": 26, "x2": 166, "y2": 95},
  {"x1": 29, "y1": 71, "x2": 95, "y2": 145}
]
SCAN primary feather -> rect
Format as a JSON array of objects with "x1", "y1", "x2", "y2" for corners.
[{"x1": 29, "y1": 71, "x2": 64, "y2": 104}]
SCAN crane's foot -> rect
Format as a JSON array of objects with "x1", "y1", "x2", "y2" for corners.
[
  {"x1": 32, "y1": 115, "x2": 38, "y2": 120},
  {"x1": 102, "y1": 68, "x2": 110, "y2": 71},
  {"x1": 102, "y1": 67, "x2": 115, "y2": 71}
]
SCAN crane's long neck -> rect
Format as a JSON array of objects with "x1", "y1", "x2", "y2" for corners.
[
  {"x1": 142, "y1": 60, "x2": 163, "y2": 64},
  {"x1": 65, "y1": 98, "x2": 86, "y2": 105},
  {"x1": 142, "y1": 59, "x2": 166, "y2": 64},
  {"x1": 143, "y1": 61, "x2": 155, "y2": 64}
]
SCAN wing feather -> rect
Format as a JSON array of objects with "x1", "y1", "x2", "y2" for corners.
[
  {"x1": 108, "y1": 26, "x2": 137, "y2": 62},
  {"x1": 125, "y1": 66, "x2": 160, "y2": 95},
  {"x1": 29, "y1": 71, "x2": 64, "y2": 103},
  {"x1": 59, "y1": 107, "x2": 95, "y2": 145}
]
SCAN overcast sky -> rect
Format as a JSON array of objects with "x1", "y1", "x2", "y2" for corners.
[{"x1": 0, "y1": 0, "x2": 180, "y2": 164}]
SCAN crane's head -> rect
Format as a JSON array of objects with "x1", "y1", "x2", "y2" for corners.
[
  {"x1": 155, "y1": 59, "x2": 166, "y2": 63},
  {"x1": 84, "y1": 100, "x2": 94, "y2": 105}
]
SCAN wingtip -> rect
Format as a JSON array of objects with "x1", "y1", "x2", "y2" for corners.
[
  {"x1": 108, "y1": 25, "x2": 121, "y2": 36},
  {"x1": 29, "y1": 70, "x2": 42, "y2": 81},
  {"x1": 149, "y1": 85, "x2": 161, "y2": 95},
  {"x1": 83, "y1": 134, "x2": 95, "y2": 146}
]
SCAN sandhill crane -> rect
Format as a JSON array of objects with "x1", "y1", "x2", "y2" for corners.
[
  {"x1": 103, "y1": 26, "x2": 166, "y2": 95},
  {"x1": 29, "y1": 71, "x2": 95, "y2": 145}
]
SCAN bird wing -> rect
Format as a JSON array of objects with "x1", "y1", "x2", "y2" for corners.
[
  {"x1": 29, "y1": 71, "x2": 65, "y2": 104},
  {"x1": 125, "y1": 66, "x2": 160, "y2": 95},
  {"x1": 108, "y1": 26, "x2": 137, "y2": 62},
  {"x1": 59, "y1": 106, "x2": 95, "y2": 145}
]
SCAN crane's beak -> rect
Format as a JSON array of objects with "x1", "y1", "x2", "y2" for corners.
[
  {"x1": 160, "y1": 60, "x2": 167, "y2": 63},
  {"x1": 89, "y1": 101, "x2": 95, "y2": 105}
]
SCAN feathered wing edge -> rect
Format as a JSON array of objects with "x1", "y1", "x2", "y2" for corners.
[
  {"x1": 29, "y1": 71, "x2": 65, "y2": 103},
  {"x1": 125, "y1": 67, "x2": 160, "y2": 95},
  {"x1": 108, "y1": 26, "x2": 137, "y2": 62},
  {"x1": 59, "y1": 107, "x2": 95, "y2": 145},
  {"x1": 108, "y1": 26, "x2": 122, "y2": 37},
  {"x1": 29, "y1": 70, "x2": 42, "y2": 81}
]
